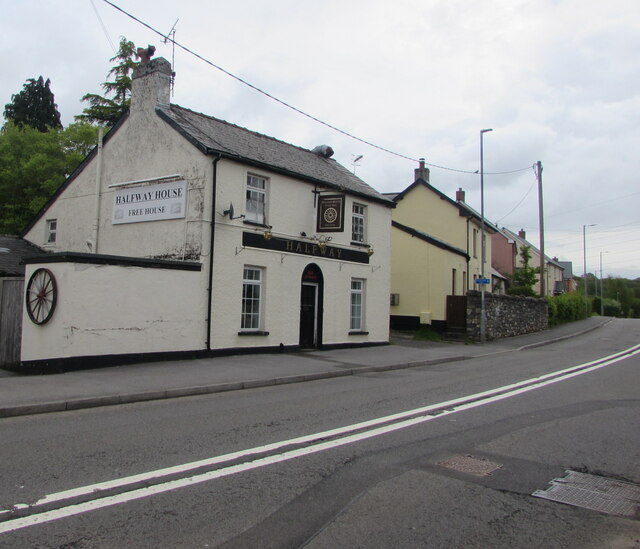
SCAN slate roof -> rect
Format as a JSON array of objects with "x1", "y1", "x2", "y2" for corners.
[
  {"x1": 391, "y1": 221, "x2": 469, "y2": 259},
  {"x1": 0, "y1": 235, "x2": 47, "y2": 276},
  {"x1": 158, "y1": 105, "x2": 394, "y2": 206},
  {"x1": 501, "y1": 227, "x2": 563, "y2": 268},
  {"x1": 455, "y1": 200, "x2": 499, "y2": 234},
  {"x1": 558, "y1": 261, "x2": 574, "y2": 279},
  {"x1": 390, "y1": 178, "x2": 498, "y2": 233}
]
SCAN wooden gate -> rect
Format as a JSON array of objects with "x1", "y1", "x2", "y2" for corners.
[
  {"x1": 446, "y1": 295, "x2": 467, "y2": 329},
  {"x1": 0, "y1": 277, "x2": 24, "y2": 369}
]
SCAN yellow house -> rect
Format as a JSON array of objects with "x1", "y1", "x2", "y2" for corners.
[{"x1": 388, "y1": 161, "x2": 495, "y2": 331}]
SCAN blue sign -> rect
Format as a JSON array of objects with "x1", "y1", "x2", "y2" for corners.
[{"x1": 475, "y1": 278, "x2": 491, "y2": 285}]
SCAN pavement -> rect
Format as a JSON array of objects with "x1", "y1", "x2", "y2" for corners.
[{"x1": 0, "y1": 317, "x2": 612, "y2": 419}]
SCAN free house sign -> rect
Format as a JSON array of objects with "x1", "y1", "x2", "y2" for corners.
[{"x1": 112, "y1": 180, "x2": 187, "y2": 224}]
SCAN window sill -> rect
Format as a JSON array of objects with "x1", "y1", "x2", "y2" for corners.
[
  {"x1": 238, "y1": 330, "x2": 270, "y2": 336},
  {"x1": 348, "y1": 330, "x2": 369, "y2": 336},
  {"x1": 243, "y1": 220, "x2": 269, "y2": 228},
  {"x1": 350, "y1": 241, "x2": 370, "y2": 248}
]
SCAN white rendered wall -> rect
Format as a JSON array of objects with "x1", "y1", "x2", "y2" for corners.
[
  {"x1": 210, "y1": 160, "x2": 391, "y2": 349},
  {"x1": 21, "y1": 261, "x2": 205, "y2": 361}
]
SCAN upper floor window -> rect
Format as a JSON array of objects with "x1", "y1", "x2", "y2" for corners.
[
  {"x1": 46, "y1": 219, "x2": 57, "y2": 244},
  {"x1": 246, "y1": 174, "x2": 267, "y2": 225},
  {"x1": 473, "y1": 228, "x2": 478, "y2": 258},
  {"x1": 351, "y1": 203, "x2": 366, "y2": 243}
]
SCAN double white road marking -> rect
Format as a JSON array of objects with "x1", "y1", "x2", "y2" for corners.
[{"x1": 2, "y1": 344, "x2": 639, "y2": 534}]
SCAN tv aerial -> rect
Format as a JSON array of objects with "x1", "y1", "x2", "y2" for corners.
[
  {"x1": 163, "y1": 18, "x2": 179, "y2": 95},
  {"x1": 352, "y1": 155, "x2": 363, "y2": 174}
]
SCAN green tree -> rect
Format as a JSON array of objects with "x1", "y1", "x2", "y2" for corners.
[
  {"x1": 0, "y1": 122, "x2": 99, "y2": 234},
  {"x1": 507, "y1": 245, "x2": 540, "y2": 297},
  {"x1": 605, "y1": 277, "x2": 634, "y2": 317},
  {"x1": 76, "y1": 37, "x2": 137, "y2": 127},
  {"x1": 3, "y1": 76, "x2": 62, "y2": 132}
]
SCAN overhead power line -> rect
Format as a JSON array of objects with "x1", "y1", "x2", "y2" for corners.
[
  {"x1": 90, "y1": 0, "x2": 117, "y2": 54},
  {"x1": 101, "y1": 0, "x2": 534, "y2": 176}
]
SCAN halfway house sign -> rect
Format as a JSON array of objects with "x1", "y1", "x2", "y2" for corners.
[{"x1": 112, "y1": 179, "x2": 187, "y2": 225}]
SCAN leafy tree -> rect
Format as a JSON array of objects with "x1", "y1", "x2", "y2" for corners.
[
  {"x1": 0, "y1": 122, "x2": 99, "y2": 234},
  {"x1": 3, "y1": 76, "x2": 62, "y2": 132},
  {"x1": 604, "y1": 276, "x2": 634, "y2": 317},
  {"x1": 507, "y1": 245, "x2": 540, "y2": 297},
  {"x1": 76, "y1": 37, "x2": 137, "y2": 127}
]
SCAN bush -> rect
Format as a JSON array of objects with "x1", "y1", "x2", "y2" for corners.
[
  {"x1": 547, "y1": 292, "x2": 588, "y2": 325},
  {"x1": 414, "y1": 326, "x2": 443, "y2": 342},
  {"x1": 547, "y1": 297, "x2": 558, "y2": 324},
  {"x1": 507, "y1": 285, "x2": 537, "y2": 297},
  {"x1": 603, "y1": 298, "x2": 622, "y2": 317}
]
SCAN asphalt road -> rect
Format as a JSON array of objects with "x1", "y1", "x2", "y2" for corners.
[{"x1": 1, "y1": 320, "x2": 639, "y2": 548}]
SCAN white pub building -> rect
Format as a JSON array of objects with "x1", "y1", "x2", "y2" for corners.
[{"x1": 20, "y1": 55, "x2": 393, "y2": 371}]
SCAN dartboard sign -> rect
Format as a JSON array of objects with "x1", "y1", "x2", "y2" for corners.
[{"x1": 317, "y1": 194, "x2": 345, "y2": 232}]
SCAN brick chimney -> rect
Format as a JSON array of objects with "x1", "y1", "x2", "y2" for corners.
[
  {"x1": 456, "y1": 188, "x2": 465, "y2": 202},
  {"x1": 414, "y1": 158, "x2": 430, "y2": 183},
  {"x1": 518, "y1": 229, "x2": 526, "y2": 239},
  {"x1": 131, "y1": 56, "x2": 172, "y2": 114}
]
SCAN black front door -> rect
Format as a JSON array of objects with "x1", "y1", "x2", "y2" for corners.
[
  {"x1": 299, "y1": 283, "x2": 317, "y2": 348},
  {"x1": 446, "y1": 295, "x2": 467, "y2": 329},
  {"x1": 299, "y1": 264, "x2": 323, "y2": 349}
]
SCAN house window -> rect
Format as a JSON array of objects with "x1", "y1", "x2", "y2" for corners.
[
  {"x1": 452, "y1": 268, "x2": 457, "y2": 295},
  {"x1": 46, "y1": 219, "x2": 57, "y2": 244},
  {"x1": 351, "y1": 203, "x2": 366, "y2": 243},
  {"x1": 350, "y1": 278, "x2": 365, "y2": 331},
  {"x1": 241, "y1": 267, "x2": 263, "y2": 330},
  {"x1": 473, "y1": 228, "x2": 478, "y2": 258},
  {"x1": 246, "y1": 174, "x2": 267, "y2": 224}
]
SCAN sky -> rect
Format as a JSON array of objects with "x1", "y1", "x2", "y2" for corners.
[{"x1": 2, "y1": 0, "x2": 639, "y2": 279}]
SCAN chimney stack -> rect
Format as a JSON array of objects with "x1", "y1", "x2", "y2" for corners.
[
  {"x1": 456, "y1": 188, "x2": 465, "y2": 202},
  {"x1": 518, "y1": 229, "x2": 526, "y2": 239},
  {"x1": 414, "y1": 158, "x2": 430, "y2": 183},
  {"x1": 131, "y1": 55, "x2": 172, "y2": 114}
]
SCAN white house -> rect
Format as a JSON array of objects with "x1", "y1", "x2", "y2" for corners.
[{"x1": 20, "y1": 56, "x2": 393, "y2": 370}]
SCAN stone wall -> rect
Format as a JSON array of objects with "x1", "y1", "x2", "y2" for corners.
[{"x1": 466, "y1": 290, "x2": 548, "y2": 341}]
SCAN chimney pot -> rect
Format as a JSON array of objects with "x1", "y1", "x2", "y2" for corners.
[{"x1": 414, "y1": 157, "x2": 430, "y2": 183}]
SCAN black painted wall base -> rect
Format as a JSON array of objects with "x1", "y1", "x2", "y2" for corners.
[{"x1": 18, "y1": 340, "x2": 390, "y2": 375}]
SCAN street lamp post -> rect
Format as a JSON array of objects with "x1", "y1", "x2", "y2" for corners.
[
  {"x1": 480, "y1": 128, "x2": 493, "y2": 344},
  {"x1": 599, "y1": 251, "x2": 609, "y2": 316},
  {"x1": 583, "y1": 224, "x2": 596, "y2": 316}
]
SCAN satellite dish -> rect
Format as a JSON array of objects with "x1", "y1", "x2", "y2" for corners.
[{"x1": 223, "y1": 202, "x2": 245, "y2": 220}]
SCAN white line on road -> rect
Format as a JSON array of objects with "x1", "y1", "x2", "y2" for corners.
[{"x1": 1, "y1": 344, "x2": 639, "y2": 534}]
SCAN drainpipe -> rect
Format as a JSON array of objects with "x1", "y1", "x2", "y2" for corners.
[
  {"x1": 206, "y1": 154, "x2": 222, "y2": 351},
  {"x1": 92, "y1": 128, "x2": 104, "y2": 253},
  {"x1": 465, "y1": 218, "x2": 470, "y2": 291}
]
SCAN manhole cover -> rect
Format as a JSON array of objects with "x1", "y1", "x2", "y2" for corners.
[
  {"x1": 437, "y1": 454, "x2": 502, "y2": 476},
  {"x1": 533, "y1": 470, "x2": 640, "y2": 518}
]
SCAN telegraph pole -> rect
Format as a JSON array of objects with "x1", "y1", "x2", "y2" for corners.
[{"x1": 536, "y1": 161, "x2": 545, "y2": 296}]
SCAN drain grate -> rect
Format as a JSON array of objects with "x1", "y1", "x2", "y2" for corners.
[
  {"x1": 533, "y1": 470, "x2": 640, "y2": 518},
  {"x1": 437, "y1": 454, "x2": 502, "y2": 476}
]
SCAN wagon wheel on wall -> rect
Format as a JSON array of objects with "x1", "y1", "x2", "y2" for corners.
[{"x1": 26, "y1": 268, "x2": 57, "y2": 325}]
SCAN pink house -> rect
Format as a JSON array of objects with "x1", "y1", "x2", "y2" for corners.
[{"x1": 491, "y1": 230, "x2": 515, "y2": 278}]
